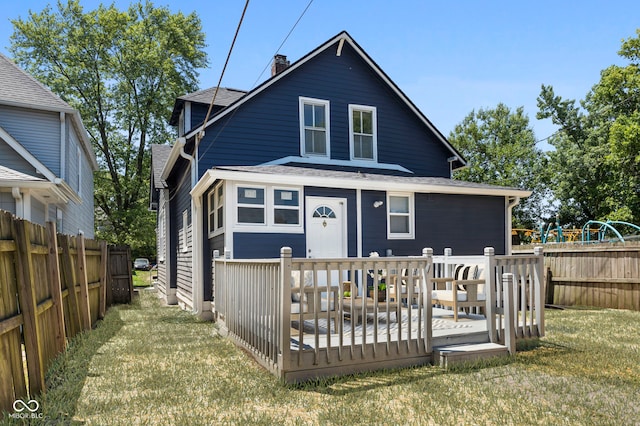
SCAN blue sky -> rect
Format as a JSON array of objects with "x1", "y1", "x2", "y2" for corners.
[{"x1": 2, "y1": 1, "x2": 639, "y2": 149}]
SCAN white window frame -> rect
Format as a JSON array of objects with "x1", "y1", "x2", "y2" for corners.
[
  {"x1": 272, "y1": 187, "x2": 302, "y2": 226},
  {"x1": 387, "y1": 192, "x2": 414, "y2": 239},
  {"x1": 236, "y1": 185, "x2": 266, "y2": 226},
  {"x1": 208, "y1": 182, "x2": 224, "y2": 238},
  {"x1": 181, "y1": 209, "x2": 189, "y2": 252},
  {"x1": 348, "y1": 104, "x2": 377, "y2": 162},
  {"x1": 158, "y1": 201, "x2": 166, "y2": 262},
  {"x1": 299, "y1": 97, "x2": 330, "y2": 158}
]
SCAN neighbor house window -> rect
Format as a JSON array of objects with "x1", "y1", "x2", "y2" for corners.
[
  {"x1": 208, "y1": 183, "x2": 224, "y2": 236},
  {"x1": 273, "y1": 188, "x2": 300, "y2": 225},
  {"x1": 299, "y1": 97, "x2": 330, "y2": 157},
  {"x1": 237, "y1": 186, "x2": 265, "y2": 224},
  {"x1": 349, "y1": 105, "x2": 377, "y2": 161},
  {"x1": 387, "y1": 193, "x2": 414, "y2": 239}
]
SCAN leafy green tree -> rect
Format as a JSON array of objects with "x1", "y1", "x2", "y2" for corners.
[
  {"x1": 537, "y1": 29, "x2": 640, "y2": 226},
  {"x1": 10, "y1": 0, "x2": 207, "y2": 255},
  {"x1": 449, "y1": 103, "x2": 551, "y2": 229}
]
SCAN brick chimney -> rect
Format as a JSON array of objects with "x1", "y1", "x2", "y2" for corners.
[{"x1": 271, "y1": 54, "x2": 290, "y2": 76}]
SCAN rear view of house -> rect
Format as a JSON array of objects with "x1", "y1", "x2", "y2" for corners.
[
  {"x1": 151, "y1": 31, "x2": 530, "y2": 316},
  {"x1": 0, "y1": 53, "x2": 97, "y2": 237}
]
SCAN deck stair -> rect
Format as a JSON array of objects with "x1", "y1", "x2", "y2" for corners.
[{"x1": 433, "y1": 342, "x2": 509, "y2": 368}]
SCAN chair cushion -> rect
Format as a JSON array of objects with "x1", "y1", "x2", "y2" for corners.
[{"x1": 454, "y1": 264, "x2": 477, "y2": 290}]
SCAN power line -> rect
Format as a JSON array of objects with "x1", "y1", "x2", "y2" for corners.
[{"x1": 196, "y1": 0, "x2": 315, "y2": 162}]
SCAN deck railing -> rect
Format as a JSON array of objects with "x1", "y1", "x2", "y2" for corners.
[
  {"x1": 433, "y1": 247, "x2": 545, "y2": 352},
  {"x1": 213, "y1": 246, "x2": 544, "y2": 382}
]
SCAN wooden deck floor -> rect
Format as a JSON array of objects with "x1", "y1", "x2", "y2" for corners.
[{"x1": 290, "y1": 307, "x2": 488, "y2": 350}]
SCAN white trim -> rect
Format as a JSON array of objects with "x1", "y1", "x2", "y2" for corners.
[
  {"x1": 299, "y1": 97, "x2": 330, "y2": 158},
  {"x1": 356, "y1": 189, "x2": 363, "y2": 257},
  {"x1": 506, "y1": 196, "x2": 520, "y2": 255},
  {"x1": 261, "y1": 156, "x2": 412, "y2": 174},
  {"x1": 183, "y1": 32, "x2": 465, "y2": 167},
  {"x1": 60, "y1": 112, "x2": 66, "y2": 180},
  {"x1": 208, "y1": 181, "x2": 225, "y2": 238},
  {"x1": 348, "y1": 104, "x2": 377, "y2": 162},
  {"x1": 387, "y1": 192, "x2": 415, "y2": 240},
  {"x1": 305, "y1": 196, "x2": 348, "y2": 258},
  {"x1": 235, "y1": 184, "x2": 267, "y2": 226}
]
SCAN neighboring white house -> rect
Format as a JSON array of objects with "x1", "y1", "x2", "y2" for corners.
[{"x1": 0, "y1": 53, "x2": 98, "y2": 237}]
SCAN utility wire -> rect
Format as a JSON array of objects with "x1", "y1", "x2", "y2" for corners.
[{"x1": 196, "y1": 0, "x2": 314, "y2": 162}]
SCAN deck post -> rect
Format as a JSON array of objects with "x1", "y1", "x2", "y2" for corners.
[
  {"x1": 422, "y1": 248, "x2": 433, "y2": 354},
  {"x1": 443, "y1": 247, "x2": 452, "y2": 285},
  {"x1": 533, "y1": 246, "x2": 545, "y2": 336},
  {"x1": 212, "y1": 250, "x2": 220, "y2": 320},
  {"x1": 279, "y1": 247, "x2": 292, "y2": 378},
  {"x1": 484, "y1": 247, "x2": 497, "y2": 343},
  {"x1": 503, "y1": 273, "x2": 516, "y2": 354}
]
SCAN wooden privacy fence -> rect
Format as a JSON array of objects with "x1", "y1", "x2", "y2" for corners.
[
  {"x1": 0, "y1": 210, "x2": 132, "y2": 412},
  {"x1": 537, "y1": 244, "x2": 640, "y2": 310}
]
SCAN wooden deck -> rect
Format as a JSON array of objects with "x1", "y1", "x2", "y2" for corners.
[{"x1": 212, "y1": 247, "x2": 545, "y2": 383}]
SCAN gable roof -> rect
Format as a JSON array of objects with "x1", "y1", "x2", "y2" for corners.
[
  {"x1": 182, "y1": 31, "x2": 466, "y2": 169},
  {"x1": 0, "y1": 53, "x2": 74, "y2": 113},
  {"x1": 0, "y1": 164, "x2": 79, "y2": 204},
  {"x1": 169, "y1": 86, "x2": 248, "y2": 126},
  {"x1": 0, "y1": 53, "x2": 98, "y2": 171}
]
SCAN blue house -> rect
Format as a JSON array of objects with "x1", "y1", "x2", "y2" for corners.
[
  {"x1": 152, "y1": 32, "x2": 530, "y2": 315},
  {"x1": 0, "y1": 53, "x2": 98, "y2": 237}
]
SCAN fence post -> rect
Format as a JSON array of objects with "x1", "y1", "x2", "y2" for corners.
[
  {"x1": 46, "y1": 221, "x2": 66, "y2": 353},
  {"x1": 422, "y1": 248, "x2": 433, "y2": 353},
  {"x1": 279, "y1": 247, "x2": 292, "y2": 378},
  {"x1": 484, "y1": 247, "x2": 497, "y2": 343},
  {"x1": 533, "y1": 246, "x2": 545, "y2": 336},
  {"x1": 503, "y1": 273, "x2": 516, "y2": 354},
  {"x1": 444, "y1": 248, "x2": 452, "y2": 282},
  {"x1": 59, "y1": 235, "x2": 80, "y2": 337},
  {"x1": 99, "y1": 241, "x2": 108, "y2": 318},
  {"x1": 13, "y1": 218, "x2": 45, "y2": 395},
  {"x1": 76, "y1": 233, "x2": 92, "y2": 330}
]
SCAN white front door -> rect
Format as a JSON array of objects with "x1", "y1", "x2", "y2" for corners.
[{"x1": 305, "y1": 196, "x2": 347, "y2": 259}]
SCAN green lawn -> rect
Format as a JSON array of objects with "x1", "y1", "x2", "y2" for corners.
[
  {"x1": 4, "y1": 291, "x2": 639, "y2": 425},
  {"x1": 132, "y1": 269, "x2": 154, "y2": 287}
]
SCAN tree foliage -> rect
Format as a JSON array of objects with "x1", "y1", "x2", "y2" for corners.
[
  {"x1": 10, "y1": 0, "x2": 207, "y2": 255},
  {"x1": 449, "y1": 103, "x2": 551, "y2": 228},
  {"x1": 537, "y1": 29, "x2": 640, "y2": 227}
]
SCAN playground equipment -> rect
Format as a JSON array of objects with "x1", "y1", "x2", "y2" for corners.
[
  {"x1": 581, "y1": 220, "x2": 640, "y2": 243},
  {"x1": 513, "y1": 220, "x2": 640, "y2": 245}
]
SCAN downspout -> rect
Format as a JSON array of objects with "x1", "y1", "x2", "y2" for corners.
[
  {"x1": 12, "y1": 187, "x2": 23, "y2": 218},
  {"x1": 506, "y1": 196, "x2": 520, "y2": 254},
  {"x1": 179, "y1": 135, "x2": 208, "y2": 318}
]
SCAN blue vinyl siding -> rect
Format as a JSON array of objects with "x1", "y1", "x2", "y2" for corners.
[
  {"x1": 197, "y1": 41, "x2": 451, "y2": 178},
  {"x1": 0, "y1": 105, "x2": 61, "y2": 176},
  {"x1": 361, "y1": 190, "x2": 506, "y2": 256},
  {"x1": 234, "y1": 232, "x2": 305, "y2": 259},
  {"x1": 169, "y1": 161, "x2": 193, "y2": 293}
]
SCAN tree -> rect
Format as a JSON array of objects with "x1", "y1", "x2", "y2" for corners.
[
  {"x1": 10, "y1": 0, "x2": 208, "y2": 255},
  {"x1": 537, "y1": 29, "x2": 640, "y2": 226},
  {"x1": 449, "y1": 103, "x2": 551, "y2": 229}
]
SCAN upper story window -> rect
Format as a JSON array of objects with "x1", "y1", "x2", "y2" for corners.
[
  {"x1": 387, "y1": 193, "x2": 414, "y2": 239},
  {"x1": 299, "y1": 97, "x2": 330, "y2": 157},
  {"x1": 349, "y1": 104, "x2": 377, "y2": 161}
]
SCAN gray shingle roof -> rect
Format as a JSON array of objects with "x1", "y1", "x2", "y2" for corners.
[
  {"x1": 0, "y1": 53, "x2": 74, "y2": 112},
  {"x1": 213, "y1": 165, "x2": 529, "y2": 194},
  {"x1": 178, "y1": 87, "x2": 247, "y2": 106},
  {"x1": 0, "y1": 164, "x2": 45, "y2": 182},
  {"x1": 151, "y1": 144, "x2": 173, "y2": 189}
]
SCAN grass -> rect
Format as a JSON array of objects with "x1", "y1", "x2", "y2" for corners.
[
  {"x1": 3, "y1": 293, "x2": 639, "y2": 425},
  {"x1": 131, "y1": 269, "x2": 153, "y2": 288}
]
